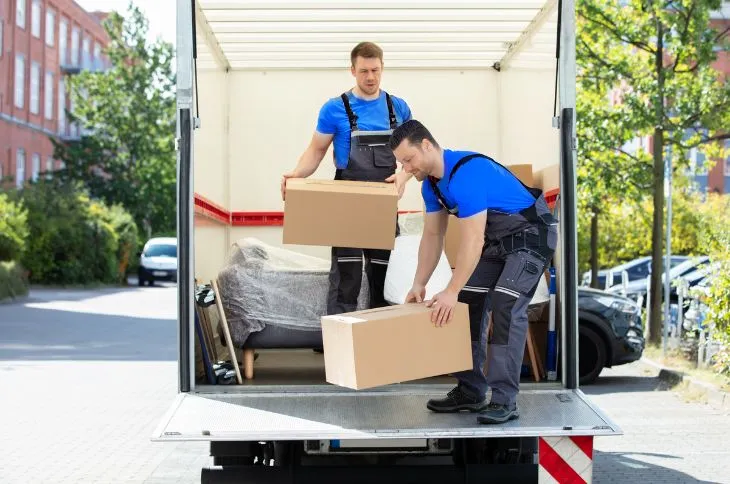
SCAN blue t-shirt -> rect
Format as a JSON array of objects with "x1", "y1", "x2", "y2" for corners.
[
  {"x1": 422, "y1": 149, "x2": 536, "y2": 218},
  {"x1": 316, "y1": 90, "x2": 412, "y2": 169}
]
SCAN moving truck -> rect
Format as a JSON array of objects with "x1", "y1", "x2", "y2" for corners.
[{"x1": 157, "y1": 0, "x2": 622, "y2": 482}]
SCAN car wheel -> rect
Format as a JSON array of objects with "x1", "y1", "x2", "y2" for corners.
[
  {"x1": 138, "y1": 277, "x2": 145, "y2": 287},
  {"x1": 579, "y1": 325, "x2": 606, "y2": 385}
]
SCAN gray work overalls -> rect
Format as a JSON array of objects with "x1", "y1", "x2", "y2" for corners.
[
  {"x1": 326, "y1": 91, "x2": 401, "y2": 315},
  {"x1": 429, "y1": 153, "x2": 558, "y2": 408}
]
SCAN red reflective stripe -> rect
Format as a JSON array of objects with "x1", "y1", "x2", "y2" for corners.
[
  {"x1": 539, "y1": 438, "x2": 586, "y2": 484},
  {"x1": 570, "y1": 436, "x2": 593, "y2": 459}
]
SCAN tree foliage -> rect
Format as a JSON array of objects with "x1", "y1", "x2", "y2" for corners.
[
  {"x1": 577, "y1": 0, "x2": 730, "y2": 343},
  {"x1": 52, "y1": 2, "x2": 176, "y2": 239}
]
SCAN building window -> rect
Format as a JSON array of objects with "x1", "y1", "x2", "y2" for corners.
[
  {"x1": 59, "y1": 19, "x2": 67, "y2": 65},
  {"x1": 46, "y1": 8, "x2": 55, "y2": 47},
  {"x1": 71, "y1": 26, "x2": 79, "y2": 65},
  {"x1": 82, "y1": 36, "x2": 90, "y2": 68},
  {"x1": 30, "y1": 62, "x2": 40, "y2": 114},
  {"x1": 45, "y1": 71, "x2": 54, "y2": 120},
  {"x1": 31, "y1": 0, "x2": 40, "y2": 38},
  {"x1": 45, "y1": 156, "x2": 54, "y2": 172},
  {"x1": 58, "y1": 78, "x2": 66, "y2": 135},
  {"x1": 93, "y1": 42, "x2": 101, "y2": 69},
  {"x1": 31, "y1": 153, "x2": 40, "y2": 181},
  {"x1": 15, "y1": 54, "x2": 25, "y2": 109},
  {"x1": 17, "y1": 0, "x2": 26, "y2": 29},
  {"x1": 16, "y1": 149, "x2": 26, "y2": 188},
  {"x1": 0, "y1": 20, "x2": 4, "y2": 57}
]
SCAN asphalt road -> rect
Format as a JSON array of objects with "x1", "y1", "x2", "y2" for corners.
[{"x1": 1, "y1": 285, "x2": 728, "y2": 483}]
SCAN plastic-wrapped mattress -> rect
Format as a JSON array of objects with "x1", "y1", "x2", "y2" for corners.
[{"x1": 216, "y1": 238, "x2": 369, "y2": 347}]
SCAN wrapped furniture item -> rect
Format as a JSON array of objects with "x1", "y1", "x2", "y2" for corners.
[{"x1": 216, "y1": 238, "x2": 369, "y2": 348}]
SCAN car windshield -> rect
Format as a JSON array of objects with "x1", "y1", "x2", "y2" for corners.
[{"x1": 144, "y1": 244, "x2": 177, "y2": 258}]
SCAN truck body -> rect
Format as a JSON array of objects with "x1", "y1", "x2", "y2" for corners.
[{"x1": 157, "y1": 1, "x2": 622, "y2": 482}]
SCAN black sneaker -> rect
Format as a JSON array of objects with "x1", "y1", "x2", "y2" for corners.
[
  {"x1": 476, "y1": 403, "x2": 519, "y2": 424},
  {"x1": 426, "y1": 386, "x2": 487, "y2": 413}
]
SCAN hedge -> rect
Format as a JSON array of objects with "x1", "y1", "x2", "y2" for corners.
[
  {"x1": 0, "y1": 261, "x2": 29, "y2": 302},
  {"x1": 10, "y1": 180, "x2": 138, "y2": 286},
  {"x1": 0, "y1": 193, "x2": 29, "y2": 262}
]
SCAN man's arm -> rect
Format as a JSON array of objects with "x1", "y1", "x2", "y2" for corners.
[
  {"x1": 281, "y1": 132, "x2": 333, "y2": 200},
  {"x1": 446, "y1": 212, "x2": 487, "y2": 294},
  {"x1": 291, "y1": 132, "x2": 333, "y2": 178},
  {"x1": 410, "y1": 210, "x2": 448, "y2": 293}
]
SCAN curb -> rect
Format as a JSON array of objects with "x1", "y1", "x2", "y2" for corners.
[{"x1": 641, "y1": 357, "x2": 730, "y2": 412}]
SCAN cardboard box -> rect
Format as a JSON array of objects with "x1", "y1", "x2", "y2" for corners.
[
  {"x1": 283, "y1": 179, "x2": 398, "y2": 250},
  {"x1": 321, "y1": 302, "x2": 472, "y2": 390},
  {"x1": 534, "y1": 164, "x2": 560, "y2": 193},
  {"x1": 507, "y1": 164, "x2": 534, "y2": 187}
]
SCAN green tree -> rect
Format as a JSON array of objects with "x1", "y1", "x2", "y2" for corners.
[
  {"x1": 52, "y1": 2, "x2": 176, "y2": 239},
  {"x1": 577, "y1": 0, "x2": 730, "y2": 343}
]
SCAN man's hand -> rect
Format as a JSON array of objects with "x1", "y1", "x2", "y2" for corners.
[
  {"x1": 385, "y1": 171, "x2": 411, "y2": 200},
  {"x1": 281, "y1": 171, "x2": 297, "y2": 201},
  {"x1": 426, "y1": 289, "x2": 459, "y2": 327},
  {"x1": 405, "y1": 284, "x2": 426, "y2": 303}
]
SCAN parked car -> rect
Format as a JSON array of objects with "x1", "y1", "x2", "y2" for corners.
[
  {"x1": 581, "y1": 255, "x2": 689, "y2": 289},
  {"x1": 577, "y1": 287, "x2": 645, "y2": 384},
  {"x1": 607, "y1": 256, "x2": 710, "y2": 304},
  {"x1": 137, "y1": 237, "x2": 178, "y2": 286}
]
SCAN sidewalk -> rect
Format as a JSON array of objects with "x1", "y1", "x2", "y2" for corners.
[{"x1": 641, "y1": 357, "x2": 730, "y2": 412}]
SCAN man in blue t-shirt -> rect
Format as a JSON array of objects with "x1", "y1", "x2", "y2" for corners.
[
  {"x1": 389, "y1": 120, "x2": 558, "y2": 425},
  {"x1": 280, "y1": 42, "x2": 413, "y2": 316}
]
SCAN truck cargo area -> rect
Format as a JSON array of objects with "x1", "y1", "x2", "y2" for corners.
[{"x1": 153, "y1": 387, "x2": 618, "y2": 442}]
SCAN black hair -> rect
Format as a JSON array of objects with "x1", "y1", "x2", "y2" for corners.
[{"x1": 388, "y1": 119, "x2": 440, "y2": 151}]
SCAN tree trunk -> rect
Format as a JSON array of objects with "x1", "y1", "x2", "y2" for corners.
[
  {"x1": 649, "y1": 19, "x2": 665, "y2": 346},
  {"x1": 590, "y1": 209, "x2": 600, "y2": 289}
]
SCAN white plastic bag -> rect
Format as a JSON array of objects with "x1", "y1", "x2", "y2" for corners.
[{"x1": 384, "y1": 235, "x2": 453, "y2": 305}]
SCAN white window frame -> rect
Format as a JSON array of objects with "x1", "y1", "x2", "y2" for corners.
[
  {"x1": 93, "y1": 42, "x2": 101, "y2": 68},
  {"x1": 59, "y1": 18, "x2": 68, "y2": 65},
  {"x1": 31, "y1": 0, "x2": 40, "y2": 38},
  {"x1": 45, "y1": 71, "x2": 54, "y2": 120},
  {"x1": 0, "y1": 20, "x2": 4, "y2": 57},
  {"x1": 16, "y1": 149, "x2": 26, "y2": 188},
  {"x1": 46, "y1": 7, "x2": 55, "y2": 47},
  {"x1": 71, "y1": 26, "x2": 79, "y2": 65},
  {"x1": 15, "y1": 54, "x2": 26, "y2": 109},
  {"x1": 17, "y1": 0, "x2": 26, "y2": 29},
  {"x1": 30, "y1": 61, "x2": 40, "y2": 114},
  {"x1": 45, "y1": 156, "x2": 53, "y2": 173},
  {"x1": 58, "y1": 78, "x2": 66, "y2": 135},
  {"x1": 31, "y1": 153, "x2": 40, "y2": 181}
]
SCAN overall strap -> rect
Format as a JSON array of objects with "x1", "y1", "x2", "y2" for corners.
[
  {"x1": 427, "y1": 154, "x2": 486, "y2": 214},
  {"x1": 340, "y1": 92, "x2": 358, "y2": 131},
  {"x1": 385, "y1": 92, "x2": 397, "y2": 130}
]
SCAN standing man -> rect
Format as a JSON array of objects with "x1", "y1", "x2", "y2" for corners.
[
  {"x1": 389, "y1": 120, "x2": 557, "y2": 425},
  {"x1": 281, "y1": 42, "x2": 413, "y2": 314}
]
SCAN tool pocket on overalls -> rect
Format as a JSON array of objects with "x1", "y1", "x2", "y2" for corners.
[
  {"x1": 502, "y1": 251, "x2": 546, "y2": 297},
  {"x1": 372, "y1": 145, "x2": 397, "y2": 169}
]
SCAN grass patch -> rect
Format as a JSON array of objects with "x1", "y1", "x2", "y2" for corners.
[
  {"x1": 0, "y1": 261, "x2": 29, "y2": 302},
  {"x1": 644, "y1": 344, "x2": 730, "y2": 392}
]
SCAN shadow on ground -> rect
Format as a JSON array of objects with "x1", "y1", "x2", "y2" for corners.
[
  {"x1": 594, "y1": 450, "x2": 721, "y2": 484},
  {"x1": 583, "y1": 372, "x2": 674, "y2": 395},
  {"x1": 0, "y1": 305, "x2": 176, "y2": 361}
]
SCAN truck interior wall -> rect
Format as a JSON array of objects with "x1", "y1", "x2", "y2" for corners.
[{"x1": 193, "y1": 68, "x2": 230, "y2": 282}]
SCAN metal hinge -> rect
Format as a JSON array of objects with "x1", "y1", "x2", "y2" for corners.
[
  {"x1": 194, "y1": 117, "x2": 201, "y2": 129},
  {"x1": 552, "y1": 116, "x2": 560, "y2": 128},
  {"x1": 175, "y1": 138, "x2": 181, "y2": 152}
]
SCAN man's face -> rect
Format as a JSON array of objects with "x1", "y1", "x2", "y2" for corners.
[
  {"x1": 393, "y1": 139, "x2": 434, "y2": 182},
  {"x1": 351, "y1": 56, "x2": 382, "y2": 96}
]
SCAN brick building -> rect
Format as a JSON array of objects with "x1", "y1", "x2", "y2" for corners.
[{"x1": 0, "y1": 0, "x2": 109, "y2": 187}]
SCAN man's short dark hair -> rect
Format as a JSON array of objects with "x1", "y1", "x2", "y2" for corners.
[
  {"x1": 351, "y1": 42, "x2": 383, "y2": 66},
  {"x1": 389, "y1": 119, "x2": 440, "y2": 151}
]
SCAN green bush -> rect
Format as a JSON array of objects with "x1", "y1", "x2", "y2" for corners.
[
  {"x1": 17, "y1": 180, "x2": 124, "y2": 285},
  {"x1": 102, "y1": 204, "x2": 139, "y2": 284},
  {"x1": 0, "y1": 261, "x2": 29, "y2": 301},
  {"x1": 0, "y1": 192, "x2": 29, "y2": 262}
]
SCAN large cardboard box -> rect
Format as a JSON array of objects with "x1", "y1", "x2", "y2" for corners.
[
  {"x1": 321, "y1": 302, "x2": 472, "y2": 390},
  {"x1": 507, "y1": 164, "x2": 534, "y2": 187},
  {"x1": 283, "y1": 179, "x2": 398, "y2": 250}
]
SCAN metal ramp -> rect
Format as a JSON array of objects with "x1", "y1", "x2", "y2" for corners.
[{"x1": 153, "y1": 388, "x2": 621, "y2": 441}]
